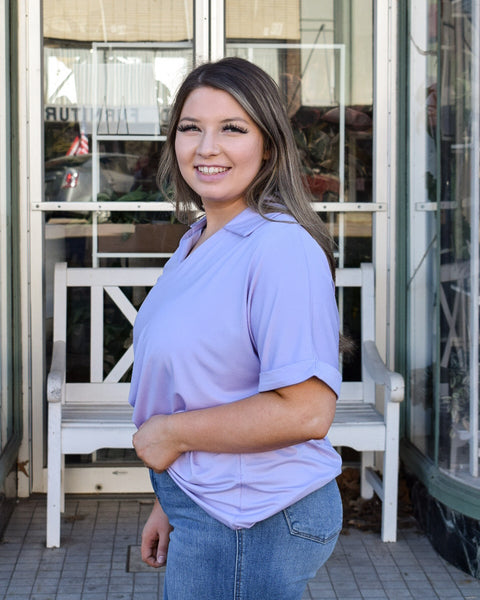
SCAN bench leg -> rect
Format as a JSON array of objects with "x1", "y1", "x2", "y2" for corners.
[
  {"x1": 60, "y1": 454, "x2": 65, "y2": 513},
  {"x1": 380, "y1": 402, "x2": 401, "y2": 542},
  {"x1": 381, "y1": 442, "x2": 400, "y2": 542},
  {"x1": 47, "y1": 403, "x2": 62, "y2": 548},
  {"x1": 360, "y1": 451, "x2": 374, "y2": 499},
  {"x1": 381, "y1": 466, "x2": 398, "y2": 542}
]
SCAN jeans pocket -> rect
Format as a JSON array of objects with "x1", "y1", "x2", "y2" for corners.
[{"x1": 283, "y1": 479, "x2": 343, "y2": 544}]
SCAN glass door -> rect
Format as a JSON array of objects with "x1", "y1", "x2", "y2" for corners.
[
  {"x1": 406, "y1": 0, "x2": 480, "y2": 482},
  {"x1": 37, "y1": 0, "x2": 195, "y2": 493},
  {"x1": 225, "y1": 0, "x2": 378, "y2": 384},
  {"x1": 31, "y1": 0, "x2": 393, "y2": 493}
]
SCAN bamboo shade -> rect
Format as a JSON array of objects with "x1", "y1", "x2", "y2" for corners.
[
  {"x1": 226, "y1": 0, "x2": 300, "y2": 40},
  {"x1": 44, "y1": 1, "x2": 300, "y2": 43},
  {"x1": 43, "y1": 0, "x2": 193, "y2": 42}
]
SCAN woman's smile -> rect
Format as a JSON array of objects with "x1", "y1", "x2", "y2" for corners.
[
  {"x1": 175, "y1": 86, "x2": 266, "y2": 212},
  {"x1": 195, "y1": 165, "x2": 231, "y2": 176}
]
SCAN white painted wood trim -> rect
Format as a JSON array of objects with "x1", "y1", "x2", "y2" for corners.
[
  {"x1": 103, "y1": 346, "x2": 134, "y2": 383},
  {"x1": 66, "y1": 267, "x2": 162, "y2": 287},
  {"x1": 17, "y1": 0, "x2": 44, "y2": 496},
  {"x1": 373, "y1": 0, "x2": 398, "y2": 366},
  {"x1": 91, "y1": 285, "x2": 104, "y2": 382},
  {"x1": 210, "y1": 0, "x2": 225, "y2": 61},
  {"x1": 104, "y1": 286, "x2": 138, "y2": 325},
  {"x1": 195, "y1": 0, "x2": 210, "y2": 64},
  {"x1": 44, "y1": 466, "x2": 152, "y2": 495}
]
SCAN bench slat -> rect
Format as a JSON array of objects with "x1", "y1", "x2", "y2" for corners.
[
  {"x1": 62, "y1": 404, "x2": 133, "y2": 423},
  {"x1": 338, "y1": 381, "x2": 364, "y2": 401},
  {"x1": 66, "y1": 382, "x2": 131, "y2": 403},
  {"x1": 333, "y1": 402, "x2": 384, "y2": 425},
  {"x1": 66, "y1": 267, "x2": 162, "y2": 287}
]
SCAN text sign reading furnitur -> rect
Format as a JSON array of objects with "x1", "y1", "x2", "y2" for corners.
[{"x1": 46, "y1": 262, "x2": 404, "y2": 547}]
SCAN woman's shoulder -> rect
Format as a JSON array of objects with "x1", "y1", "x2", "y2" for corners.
[
  {"x1": 247, "y1": 212, "x2": 332, "y2": 278},
  {"x1": 254, "y1": 211, "x2": 325, "y2": 252}
]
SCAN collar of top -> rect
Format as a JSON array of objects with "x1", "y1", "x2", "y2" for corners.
[{"x1": 188, "y1": 207, "x2": 291, "y2": 239}]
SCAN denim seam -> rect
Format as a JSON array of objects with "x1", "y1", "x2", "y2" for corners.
[
  {"x1": 234, "y1": 529, "x2": 243, "y2": 600},
  {"x1": 282, "y1": 509, "x2": 341, "y2": 544}
]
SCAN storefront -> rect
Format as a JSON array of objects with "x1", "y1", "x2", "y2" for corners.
[
  {"x1": 26, "y1": 0, "x2": 394, "y2": 498},
  {"x1": 402, "y1": 0, "x2": 480, "y2": 577},
  {"x1": 0, "y1": 0, "x2": 478, "y2": 578}
]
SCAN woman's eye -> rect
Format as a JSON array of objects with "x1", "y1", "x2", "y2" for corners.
[
  {"x1": 177, "y1": 123, "x2": 199, "y2": 132},
  {"x1": 223, "y1": 123, "x2": 248, "y2": 134}
]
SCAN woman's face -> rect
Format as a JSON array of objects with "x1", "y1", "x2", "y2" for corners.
[{"x1": 174, "y1": 86, "x2": 266, "y2": 212}]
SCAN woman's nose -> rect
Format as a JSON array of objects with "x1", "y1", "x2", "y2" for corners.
[{"x1": 196, "y1": 131, "x2": 220, "y2": 156}]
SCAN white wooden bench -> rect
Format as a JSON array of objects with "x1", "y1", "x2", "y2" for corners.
[
  {"x1": 46, "y1": 261, "x2": 404, "y2": 547},
  {"x1": 330, "y1": 264, "x2": 404, "y2": 543}
]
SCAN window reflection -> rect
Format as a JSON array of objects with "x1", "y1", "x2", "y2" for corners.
[
  {"x1": 437, "y1": 1, "x2": 477, "y2": 479},
  {"x1": 226, "y1": 0, "x2": 374, "y2": 393},
  {"x1": 408, "y1": 0, "x2": 479, "y2": 483},
  {"x1": 43, "y1": 0, "x2": 194, "y2": 467},
  {"x1": 43, "y1": 2, "x2": 193, "y2": 266},
  {"x1": 226, "y1": 0, "x2": 373, "y2": 234}
]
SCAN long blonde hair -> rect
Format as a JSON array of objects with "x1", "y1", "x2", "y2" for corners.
[{"x1": 157, "y1": 57, "x2": 336, "y2": 278}]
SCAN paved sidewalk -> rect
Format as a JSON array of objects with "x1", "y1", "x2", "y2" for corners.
[{"x1": 1, "y1": 495, "x2": 480, "y2": 600}]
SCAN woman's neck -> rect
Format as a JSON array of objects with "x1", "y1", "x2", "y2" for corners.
[
  {"x1": 202, "y1": 200, "x2": 248, "y2": 237},
  {"x1": 188, "y1": 201, "x2": 247, "y2": 256}
]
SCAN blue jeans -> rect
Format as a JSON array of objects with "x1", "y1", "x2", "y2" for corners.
[{"x1": 150, "y1": 470, "x2": 342, "y2": 600}]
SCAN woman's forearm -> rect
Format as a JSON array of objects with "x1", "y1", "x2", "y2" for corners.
[
  {"x1": 173, "y1": 377, "x2": 335, "y2": 453},
  {"x1": 133, "y1": 377, "x2": 336, "y2": 472}
]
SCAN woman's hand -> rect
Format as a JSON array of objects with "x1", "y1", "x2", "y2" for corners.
[
  {"x1": 133, "y1": 414, "x2": 184, "y2": 472},
  {"x1": 141, "y1": 499, "x2": 173, "y2": 568}
]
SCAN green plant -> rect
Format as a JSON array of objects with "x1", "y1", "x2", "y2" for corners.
[{"x1": 97, "y1": 186, "x2": 177, "y2": 224}]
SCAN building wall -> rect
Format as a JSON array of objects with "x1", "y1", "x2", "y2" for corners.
[{"x1": 0, "y1": 0, "x2": 22, "y2": 531}]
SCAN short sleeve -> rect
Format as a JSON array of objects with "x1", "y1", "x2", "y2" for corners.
[{"x1": 248, "y1": 223, "x2": 341, "y2": 397}]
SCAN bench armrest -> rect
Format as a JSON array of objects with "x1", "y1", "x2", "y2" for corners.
[
  {"x1": 363, "y1": 340, "x2": 404, "y2": 403},
  {"x1": 47, "y1": 340, "x2": 66, "y2": 403}
]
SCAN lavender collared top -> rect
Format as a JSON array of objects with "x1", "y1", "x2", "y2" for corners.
[{"x1": 128, "y1": 207, "x2": 342, "y2": 529}]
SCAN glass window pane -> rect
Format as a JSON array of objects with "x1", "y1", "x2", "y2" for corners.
[
  {"x1": 406, "y1": 0, "x2": 438, "y2": 459},
  {"x1": 407, "y1": 0, "x2": 480, "y2": 482},
  {"x1": 43, "y1": 2, "x2": 194, "y2": 467},
  {"x1": 226, "y1": 1, "x2": 373, "y2": 385},
  {"x1": 437, "y1": 2, "x2": 478, "y2": 479},
  {"x1": 226, "y1": 0, "x2": 374, "y2": 271},
  {"x1": 43, "y1": 1, "x2": 194, "y2": 268}
]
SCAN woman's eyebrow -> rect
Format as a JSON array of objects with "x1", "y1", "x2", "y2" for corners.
[
  {"x1": 178, "y1": 116, "x2": 250, "y2": 123},
  {"x1": 220, "y1": 117, "x2": 249, "y2": 123}
]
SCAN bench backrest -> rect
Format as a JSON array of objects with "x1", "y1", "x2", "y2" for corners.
[
  {"x1": 336, "y1": 263, "x2": 375, "y2": 405},
  {"x1": 53, "y1": 261, "x2": 374, "y2": 407},
  {"x1": 53, "y1": 262, "x2": 163, "y2": 405}
]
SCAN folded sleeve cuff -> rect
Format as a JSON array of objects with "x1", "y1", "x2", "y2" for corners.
[{"x1": 258, "y1": 359, "x2": 342, "y2": 398}]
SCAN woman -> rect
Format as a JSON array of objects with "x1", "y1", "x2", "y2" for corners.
[{"x1": 130, "y1": 57, "x2": 343, "y2": 600}]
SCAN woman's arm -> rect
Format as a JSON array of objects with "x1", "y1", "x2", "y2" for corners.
[{"x1": 132, "y1": 376, "x2": 336, "y2": 473}]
